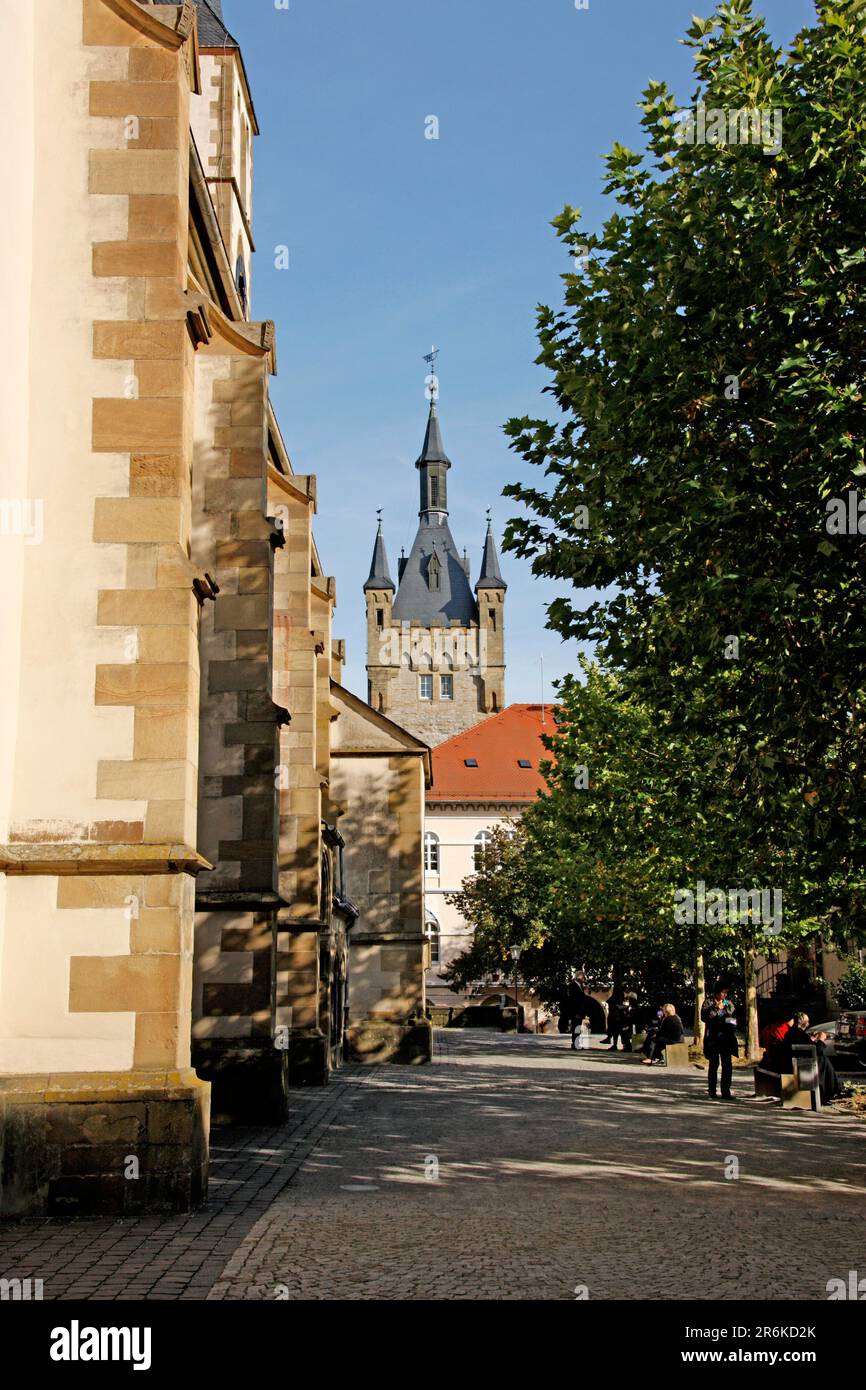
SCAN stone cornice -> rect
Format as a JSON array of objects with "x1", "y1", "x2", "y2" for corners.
[
  {"x1": 267, "y1": 465, "x2": 317, "y2": 512},
  {"x1": 0, "y1": 843, "x2": 213, "y2": 877},
  {"x1": 311, "y1": 576, "x2": 337, "y2": 606},
  {"x1": 106, "y1": 3, "x2": 202, "y2": 94},
  {"x1": 187, "y1": 294, "x2": 276, "y2": 372}
]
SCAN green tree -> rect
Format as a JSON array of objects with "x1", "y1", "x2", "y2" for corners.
[
  {"x1": 503, "y1": 0, "x2": 866, "y2": 940},
  {"x1": 448, "y1": 663, "x2": 821, "y2": 1054},
  {"x1": 833, "y1": 958, "x2": 866, "y2": 1010}
]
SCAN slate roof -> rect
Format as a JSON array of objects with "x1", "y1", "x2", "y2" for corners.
[
  {"x1": 154, "y1": 0, "x2": 238, "y2": 47},
  {"x1": 427, "y1": 705, "x2": 554, "y2": 805},
  {"x1": 364, "y1": 523, "x2": 395, "y2": 592},
  {"x1": 477, "y1": 521, "x2": 507, "y2": 590},
  {"x1": 415, "y1": 402, "x2": 451, "y2": 468},
  {"x1": 392, "y1": 515, "x2": 479, "y2": 626}
]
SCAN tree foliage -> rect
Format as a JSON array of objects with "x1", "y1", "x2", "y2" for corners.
[{"x1": 502, "y1": 0, "x2": 866, "y2": 933}]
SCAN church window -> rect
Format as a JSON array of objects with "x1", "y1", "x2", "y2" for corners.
[
  {"x1": 474, "y1": 830, "x2": 492, "y2": 871},
  {"x1": 424, "y1": 832, "x2": 440, "y2": 872},
  {"x1": 492, "y1": 692, "x2": 498, "y2": 712},
  {"x1": 426, "y1": 911, "x2": 441, "y2": 963},
  {"x1": 419, "y1": 674, "x2": 433, "y2": 701},
  {"x1": 235, "y1": 254, "x2": 248, "y2": 316},
  {"x1": 440, "y1": 675, "x2": 453, "y2": 700}
]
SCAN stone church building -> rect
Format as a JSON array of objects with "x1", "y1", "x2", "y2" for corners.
[
  {"x1": 364, "y1": 400, "x2": 508, "y2": 747},
  {"x1": 0, "y1": 0, "x2": 430, "y2": 1220}
]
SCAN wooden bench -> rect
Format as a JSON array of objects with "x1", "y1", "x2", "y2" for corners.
[{"x1": 753, "y1": 1048, "x2": 821, "y2": 1111}]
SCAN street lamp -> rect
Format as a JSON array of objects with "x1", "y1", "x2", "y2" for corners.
[{"x1": 509, "y1": 945, "x2": 522, "y2": 1032}]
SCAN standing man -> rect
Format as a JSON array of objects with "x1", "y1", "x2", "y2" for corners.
[{"x1": 701, "y1": 990, "x2": 739, "y2": 1100}]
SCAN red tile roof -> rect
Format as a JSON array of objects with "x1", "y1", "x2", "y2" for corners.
[{"x1": 427, "y1": 704, "x2": 555, "y2": 804}]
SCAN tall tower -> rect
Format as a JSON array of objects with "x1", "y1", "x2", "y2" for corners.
[{"x1": 364, "y1": 396, "x2": 507, "y2": 746}]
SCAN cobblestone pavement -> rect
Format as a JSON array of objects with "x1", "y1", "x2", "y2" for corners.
[{"x1": 1, "y1": 1031, "x2": 864, "y2": 1301}]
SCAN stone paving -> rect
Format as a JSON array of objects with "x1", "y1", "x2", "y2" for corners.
[{"x1": 1, "y1": 1030, "x2": 864, "y2": 1300}]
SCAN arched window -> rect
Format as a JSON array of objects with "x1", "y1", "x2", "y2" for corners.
[
  {"x1": 235, "y1": 252, "x2": 248, "y2": 316},
  {"x1": 424, "y1": 831, "x2": 440, "y2": 873},
  {"x1": 474, "y1": 830, "x2": 492, "y2": 871},
  {"x1": 425, "y1": 911, "x2": 440, "y2": 964}
]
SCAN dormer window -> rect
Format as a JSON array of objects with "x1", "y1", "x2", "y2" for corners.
[{"x1": 427, "y1": 551, "x2": 441, "y2": 592}]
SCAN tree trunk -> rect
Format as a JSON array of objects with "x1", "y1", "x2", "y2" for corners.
[
  {"x1": 744, "y1": 944, "x2": 760, "y2": 1062},
  {"x1": 693, "y1": 944, "x2": 706, "y2": 1048}
]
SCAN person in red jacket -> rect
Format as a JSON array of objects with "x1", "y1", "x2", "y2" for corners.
[{"x1": 759, "y1": 1016, "x2": 794, "y2": 1073}]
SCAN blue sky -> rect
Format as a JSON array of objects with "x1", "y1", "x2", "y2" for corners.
[{"x1": 225, "y1": 0, "x2": 817, "y2": 704}]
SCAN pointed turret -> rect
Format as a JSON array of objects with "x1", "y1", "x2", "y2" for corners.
[
  {"x1": 476, "y1": 518, "x2": 507, "y2": 591},
  {"x1": 415, "y1": 400, "x2": 451, "y2": 468},
  {"x1": 393, "y1": 404, "x2": 477, "y2": 625},
  {"x1": 364, "y1": 518, "x2": 395, "y2": 592},
  {"x1": 415, "y1": 401, "x2": 451, "y2": 518}
]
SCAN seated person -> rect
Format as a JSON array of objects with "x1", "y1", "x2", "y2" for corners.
[
  {"x1": 785, "y1": 1012, "x2": 845, "y2": 1104},
  {"x1": 759, "y1": 1016, "x2": 794, "y2": 1073},
  {"x1": 641, "y1": 1003, "x2": 684, "y2": 1063}
]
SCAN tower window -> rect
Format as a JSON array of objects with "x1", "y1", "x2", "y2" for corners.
[
  {"x1": 440, "y1": 675, "x2": 453, "y2": 700},
  {"x1": 430, "y1": 476, "x2": 440, "y2": 507},
  {"x1": 424, "y1": 832, "x2": 440, "y2": 872},
  {"x1": 488, "y1": 608, "x2": 496, "y2": 631},
  {"x1": 376, "y1": 608, "x2": 384, "y2": 628},
  {"x1": 419, "y1": 674, "x2": 433, "y2": 701}
]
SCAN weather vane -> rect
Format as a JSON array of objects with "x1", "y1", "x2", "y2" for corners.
[{"x1": 423, "y1": 345, "x2": 439, "y2": 403}]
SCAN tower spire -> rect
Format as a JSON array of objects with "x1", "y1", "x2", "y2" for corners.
[
  {"x1": 415, "y1": 354, "x2": 451, "y2": 518},
  {"x1": 476, "y1": 511, "x2": 507, "y2": 591},
  {"x1": 364, "y1": 510, "x2": 395, "y2": 591}
]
